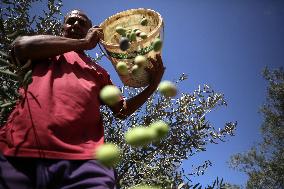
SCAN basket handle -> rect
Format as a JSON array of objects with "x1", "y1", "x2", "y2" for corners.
[{"x1": 98, "y1": 41, "x2": 113, "y2": 62}]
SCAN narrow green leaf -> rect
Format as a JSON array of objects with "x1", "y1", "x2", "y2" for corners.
[
  {"x1": 0, "y1": 69, "x2": 18, "y2": 78},
  {"x1": 193, "y1": 183, "x2": 200, "y2": 189},
  {"x1": 0, "y1": 57, "x2": 14, "y2": 67},
  {"x1": 177, "y1": 183, "x2": 185, "y2": 189},
  {"x1": 23, "y1": 70, "x2": 32, "y2": 84},
  {"x1": 0, "y1": 51, "x2": 9, "y2": 58},
  {"x1": 0, "y1": 101, "x2": 15, "y2": 108},
  {"x1": 0, "y1": 66, "x2": 9, "y2": 70},
  {"x1": 21, "y1": 59, "x2": 32, "y2": 70}
]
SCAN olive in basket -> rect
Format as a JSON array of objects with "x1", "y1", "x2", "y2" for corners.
[{"x1": 119, "y1": 37, "x2": 130, "y2": 51}]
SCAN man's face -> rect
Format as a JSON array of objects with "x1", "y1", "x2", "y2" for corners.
[{"x1": 62, "y1": 10, "x2": 92, "y2": 39}]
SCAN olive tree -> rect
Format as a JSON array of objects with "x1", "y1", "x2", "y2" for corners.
[
  {"x1": 101, "y1": 74, "x2": 236, "y2": 188},
  {"x1": 1, "y1": 1, "x2": 237, "y2": 188},
  {"x1": 0, "y1": 0, "x2": 63, "y2": 125},
  {"x1": 229, "y1": 67, "x2": 284, "y2": 189}
]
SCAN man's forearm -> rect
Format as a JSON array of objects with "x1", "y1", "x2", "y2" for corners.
[
  {"x1": 109, "y1": 54, "x2": 164, "y2": 120},
  {"x1": 13, "y1": 35, "x2": 88, "y2": 62},
  {"x1": 120, "y1": 84, "x2": 158, "y2": 117}
]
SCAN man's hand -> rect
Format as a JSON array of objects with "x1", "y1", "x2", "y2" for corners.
[
  {"x1": 111, "y1": 54, "x2": 165, "y2": 120},
  {"x1": 146, "y1": 54, "x2": 166, "y2": 89},
  {"x1": 84, "y1": 26, "x2": 104, "y2": 50}
]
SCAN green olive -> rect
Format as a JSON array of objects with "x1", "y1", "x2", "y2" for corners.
[
  {"x1": 149, "y1": 120, "x2": 169, "y2": 139},
  {"x1": 125, "y1": 127, "x2": 156, "y2": 147},
  {"x1": 134, "y1": 55, "x2": 147, "y2": 67},
  {"x1": 140, "y1": 18, "x2": 148, "y2": 26},
  {"x1": 94, "y1": 143, "x2": 121, "y2": 167},
  {"x1": 158, "y1": 80, "x2": 177, "y2": 97},
  {"x1": 130, "y1": 31, "x2": 137, "y2": 42},
  {"x1": 115, "y1": 26, "x2": 126, "y2": 35},
  {"x1": 153, "y1": 38, "x2": 162, "y2": 52},
  {"x1": 131, "y1": 65, "x2": 142, "y2": 76},
  {"x1": 100, "y1": 85, "x2": 122, "y2": 106},
  {"x1": 116, "y1": 61, "x2": 128, "y2": 75},
  {"x1": 139, "y1": 32, "x2": 147, "y2": 39}
]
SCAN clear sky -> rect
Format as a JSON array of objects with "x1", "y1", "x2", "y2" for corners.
[{"x1": 36, "y1": 0, "x2": 284, "y2": 186}]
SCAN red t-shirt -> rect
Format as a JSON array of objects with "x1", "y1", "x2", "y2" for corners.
[{"x1": 0, "y1": 51, "x2": 114, "y2": 160}]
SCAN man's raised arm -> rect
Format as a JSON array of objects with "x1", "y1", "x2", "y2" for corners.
[
  {"x1": 109, "y1": 54, "x2": 165, "y2": 119},
  {"x1": 11, "y1": 27, "x2": 102, "y2": 63}
]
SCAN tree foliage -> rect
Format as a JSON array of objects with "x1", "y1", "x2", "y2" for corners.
[
  {"x1": 102, "y1": 76, "x2": 237, "y2": 188},
  {"x1": 229, "y1": 67, "x2": 284, "y2": 189},
  {"x1": 1, "y1": 1, "x2": 237, "y2": 188},
  {"x1": 0, "y1": 0, "x2": 63, "y2": 125}
]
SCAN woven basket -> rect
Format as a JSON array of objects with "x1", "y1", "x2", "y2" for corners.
[{"x1": 99, "y1": 8, "x2": 164, "y2": 88}]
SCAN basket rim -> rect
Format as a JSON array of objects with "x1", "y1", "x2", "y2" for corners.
[{"x1": 99, "y1": 8, "x2": 163, "y2": 49}]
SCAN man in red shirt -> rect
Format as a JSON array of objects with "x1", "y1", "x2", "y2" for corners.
[{"x1": 0, "y1": 10, "x2": 164, "y2": 189}]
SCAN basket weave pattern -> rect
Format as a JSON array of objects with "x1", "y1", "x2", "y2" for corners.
[{"x1": 99, "y1": 8, "x2": 164, "y2": 87}]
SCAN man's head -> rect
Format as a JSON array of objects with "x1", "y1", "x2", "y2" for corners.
[{"x1": 62, "y1": 10, "x2": 92, "y2": 39}]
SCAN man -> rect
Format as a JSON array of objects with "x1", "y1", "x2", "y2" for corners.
[{"x1": 0, "y1": 10, "x2": 164, "y2": 189}]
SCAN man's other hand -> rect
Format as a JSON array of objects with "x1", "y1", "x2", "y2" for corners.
[{"x1": 146, "y1": 54, "x2": 166, "y2": 89}]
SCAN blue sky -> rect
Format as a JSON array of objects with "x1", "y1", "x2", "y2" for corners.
[{"x1": 36, "y1": 0, "x2": 284, "y2": 186}]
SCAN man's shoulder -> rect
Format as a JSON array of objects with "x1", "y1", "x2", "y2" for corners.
[{"x1": 78, "y1": 52, "x2": 110, "y2": 75}]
